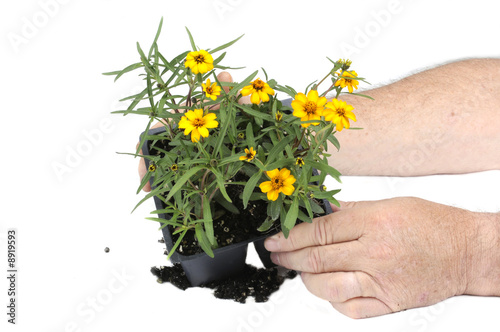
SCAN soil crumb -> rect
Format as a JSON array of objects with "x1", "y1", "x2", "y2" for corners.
[{"x1": 151, "y1": 264, "x2": 297, "y2": 303}]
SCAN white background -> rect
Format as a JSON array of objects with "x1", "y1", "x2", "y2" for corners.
[{"x1": 1, "y1": 0, "x2": 500, "y2": 331}]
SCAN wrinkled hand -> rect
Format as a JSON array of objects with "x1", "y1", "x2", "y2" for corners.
[
  {"x1": 264, "y1": 197, "x2": 498, "y2": 318},
  {"x1": 137, "y1": 71, "x2": 247, "y2": 192}
]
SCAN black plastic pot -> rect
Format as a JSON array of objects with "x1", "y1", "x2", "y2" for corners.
[{"x1": 141, "y1": 125, "x2": 333, "y2": 286}]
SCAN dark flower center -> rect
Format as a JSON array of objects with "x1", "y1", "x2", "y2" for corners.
[
  {"x1": 194, "y1": 55, "x2": 205, "y2": 64},
  {"x1": 271, "y1": 177, "x2": 283, "y2": 189},
  {"x1": 193, "y1": 118, "x2": 205, "y2": 128},
  {"x1": 304, "y1": 101, "x2": 317, "y2": 115},
  {"x1": 252, "y1": 79, "x2": 265, "y2": 91}
]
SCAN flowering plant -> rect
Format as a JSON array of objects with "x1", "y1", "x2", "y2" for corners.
[{"x1": 105, "y1": 19, "x2": 370, "y2": 258}]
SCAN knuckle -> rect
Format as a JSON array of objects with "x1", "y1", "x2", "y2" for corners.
[
  {"x1": 307, "y1": 247, "x2": 324, "y2": 273},
  {"x1": 314, "y1": 217, "x2": 331, "y2": 246}
]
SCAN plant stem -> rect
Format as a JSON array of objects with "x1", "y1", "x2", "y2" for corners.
[{"x1": 315, "y1": 71, "x2": 333, "y2": 91}]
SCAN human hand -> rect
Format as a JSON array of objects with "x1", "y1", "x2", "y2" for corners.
[
  {"x1": 264, "y1": 197, "x2": 500, "y2": 318},
  {"x1": 137, "y1": 71, "x2": 242, "y2": 192}
]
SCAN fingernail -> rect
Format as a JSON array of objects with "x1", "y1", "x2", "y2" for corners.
[
  {"x1": 264, "y1": 235, "x2": 280, "y2": 252},
  {"x1": 270, "y1": 253, "x2": 280, "y2": 265}
]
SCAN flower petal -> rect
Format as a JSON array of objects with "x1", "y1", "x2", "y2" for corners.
[
  {"x1": 281, "y1": 185, "x2": 295, "y2": 196},
  {"x1": 204, "y1": 119, "x2": 219, "y2": 128},
  {"x1": 279, "y1": 168, "x2": 291, "y2": 179},
  {"x1": 259, "y1": 181, "x2": 273, "y2": 193},
  {"x1": 259, "y1": 91, "x2": 270, "y2": 103},
  {"x1": 267, "y1": 189, "x2": 279, "y2": 201},
  {"x1": 345, "y1": 111, "x2": 357, "y2": 121},
  {"x1": 307, "y1": 90, "x2": 319, "y2": 103},
  {"x1": 241, "y1": 86, "x2": 253, "y2": 96},
  {"x1": 250, "y1": 92, "x2": 260, "y2": 104},
  {"x1": 185, "y1": 110, "x2": 197, "y2": 121},
  {"x1": 294, "y1": 93, "x2": 307, "y2": 104},
  {"x1": 198, "y1": 126, "x2": 209, "y2": 138},
  {"x1": 283, "y1": 175, "x2": 296, "y2": 185},
  {"x1": 191, "y1": 129, "x2": 201, "y2": 142},
  {"x1": 193, "y1": 109, "x2": 204, "y2": 119},
  {"x1": 266, "y1": 169, "x2": 280, "y2": 179}
]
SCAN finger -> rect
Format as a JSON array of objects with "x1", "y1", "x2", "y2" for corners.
[
  {"x1": 330, "y1": 297, "x2": 393, "y2": 319},
  {"x1": 264, "y1": 207, "x2": 368, "y2": 252},
  {"x1": 301, "y1": 271, "x2": 379, "y2": 303},
  {"x1": 217, "y1": 71, "x2": 233, "y2": 94},
  {"x1": 270, "y1": 241, "x2": 363, "y2": 273},
  {"x1": 238, "y1": 95, "x2": 251, "y2": 105}
]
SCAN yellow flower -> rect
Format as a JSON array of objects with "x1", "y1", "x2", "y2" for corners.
[
  {"x1": 178, "y1": 109, "x2": 218, "y2": 142},
  {"x1": 291, "y1": 90, "x2": 327, "y2": 128},
  {"x1": 335, "y1": 70, "x2": 359, "y2": 93},
  {"x1": 259, "y1": 168, "x2": 296, "y2": 201},
  {"x1": 323, "y1": 98, "x2": 356, "y2": 131},
  {"x1": 185, "y1": 50, "x2": 214, "y2": 74},
  {"x1": 275, "y1": 111, "x2": 283, "y2": 122},
  {"x1": 296, "y1": 157, "x2": 305, "y2": 167},
  {"x1": 337, "y1": 58, "x2": 352, "y2": 70},
  {"x1": 148, "y1": 164, "x2": 156, "y2": 172},
  {"x1": 202, "y1": 79, "x2": 221, "y2": 101},
  {"x1": 239, "y1": 147, "x2": 256, "y2": 162},
  {"x1": 241, "y1": 78, "x2": 275, "y2": 104},
  {"x1": 170, "y1": 164, "x2": 178, "y2": 172}
]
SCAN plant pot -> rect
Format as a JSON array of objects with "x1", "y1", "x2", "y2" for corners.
[{"x1": 141, "y1": 126, "x2": 333, "y2": 286}]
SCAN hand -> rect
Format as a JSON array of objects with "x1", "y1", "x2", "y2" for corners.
[
  {"x1": 137, "y1": 71, "x2": 241, "y2": 192},
  {"x1": 264, "y1": 197, "x2": 500, "y2": 318}
]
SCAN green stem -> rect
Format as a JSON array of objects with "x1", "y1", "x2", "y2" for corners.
[{"x1": 315, "y1": 71, "x2": 332, "y2": 91}]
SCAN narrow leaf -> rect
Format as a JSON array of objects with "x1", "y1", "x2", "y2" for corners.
[
  {"x1": 242, "y1": 170, "x2": 263, "y2": 208},
  {"x1": 195, "y1": 224, "x2": 214, "y2": 258},
  {"x1": 284, "y1": 196, "x2": 299, "y2": 237}
]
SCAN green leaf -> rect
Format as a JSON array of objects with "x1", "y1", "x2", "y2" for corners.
[
  {"x1": 195, "y1": 224, "x2": 214, "y2": 258},
  {"x1": 167, "y1": 229, "x2": 188, "y2": 259},
  {"x1": 123, "y1": 88, "x2": 148, "y2": 115},
  {"x1": 102, "y1": 62, "x2": 144, "y2": 82},
  {"x1": 230, "y1": 70, "x2": 258, "y2": 97},
  {"x1": 211, "y1": 168, "x2": 232, "y2": 203},
  {"x1": 327, "y1": 134, "x2": 340, "y2": 151},
  {"x1": 263, "y1": 158, "x2": 294, "y2": 172},
  {"x1": 165, "y1": 165, "x2": 205, "y2": 201},
  {"x1": 257, "y1": 217, "x2": 274, "y2": 232},
  {"x1": 136, "y1": 169, "x2": 152, "y2": 194},
  {"x1": 265, "y1": 135, "x2": 295, "y2": 166},
  {"x1": 203, "y1": 198, "x2": 216, "y2": 246},
  {"x1": 185, "y1": 27, "x2": 197, "y2": 51},
  {"x1": 148, "y1": 17, "x2": 163, "y2": 59},
  {"x1": 210, "y1": 34, "x2": 244, "y2": 54},
  {"x1": 268, "y1": 194, "x2": 283, "y2": 221},
  {"x1": 245, "y1": 122, "x2": 256, "y2": 149},
  {"x1": 283, "y1": 196, "x2": 299, "y2": 237},
  {"x1": 136, "y1": 117, "x2": 154, "y2": 156},
  {"x1": 242, "y1": 170, "x2": 263, "y2": 209},
  {"x1": 145, "y1": 217, "x2": 183, "y2": 227},
  {"x1": 214, "y1": 194, "x2": 240, "y2": 214},
  {"x1": 306, "y1": 160, "x2": 342, "y2": 183},
  {"x1": 311, "y1": 189, "x2": 341, "y2": 199},
  {"x1": 236, "y1": 103, "x2": 273, "y2": 121},
  {"x1": 218, "y1": 154, "x2": 243, "y2": 167},
  {"x1": 310, "y1": 199, "x2": 325, "y2": 214}
]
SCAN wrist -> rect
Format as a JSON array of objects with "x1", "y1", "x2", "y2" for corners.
[{"x1": 465, "y1": 211, "x2": 500, "y2": 296}]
